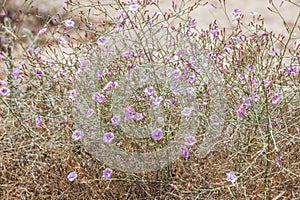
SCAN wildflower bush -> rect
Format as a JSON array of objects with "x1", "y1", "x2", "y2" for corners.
[{"x1": 0, "y1": 0, "x2": 299, "y2": 199}]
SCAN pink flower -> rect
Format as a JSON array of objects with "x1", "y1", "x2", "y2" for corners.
[
  {"x1": 268, "y1": 51, "x2": 276, "y2": 56},
  {"x1": 187, "y1": 76, "x2": 196, "y2": 84},
  {"x1": 86, "y1": 109, "x2": 94, "y2": 118},
  {"x1": 102, "y1": 168, "x2": 113, "y2": 179},
  {"x1": 58, "y1": 37, "x2": 67, "y2": 45},
  {"x1": 144, "y1": 87, "x2": 156, "y2": 96},
  {"x1": 181, "y1": 147, "x2": 190, "y2": 159},
  {"x1": 97, "y1": 37, "x2": 107, "y2": 45},
  {"x1": 14, "y1": 68, "x2": 20, "y2": 80},
  {"x1": 36, "y1": 116, "x2": 42, "y2": 128},
  {"x1": 249, "y1": 11, "x2": 258, "y2": 16},
  {"x1": 38, "y1": 28, "x2": 47, "y2": 35},
  {"x1": 128, "y1": 2, "x2": 140, "y2": 11},
  {"x1": 226, "y1": 172, "x2": 238, "y2": 183},
  {"x1": 157, "y1": 117, "x2": 164, "y2": 124},
  {"x1": 123, "y1": 51, "x2": 134, "y2": 58},
  {"x1": 65, "y1": 19, "x2": 75, "y2": 27},
  {"x1": 185, "y1": 136, "x2": 197, "y2": 147},
  {"x1": 103, "y1": 132, "x2": 115, "y2": 144},
  {"x1": 67, "y1": 172, "x2": 77, "y2": 181},
  {"x1": 125, "y1": 106, "x2": 135, "y2": 119},
  {"x1": 270, "y1": 93, "x2": 282, "y2": 105},
  {"x1": 210, "y1": 29, "x2": 219, "y2": 37},
  {"x1": 0, "y1": 87, "x2": 10, "y2": 96},
  {"x1": 72, "y1": 130, "x2": 84, "y2": 140},
  {"x1": 111, "y1": 115, "x2": 121, "y2": 126},
  {"x1": 171, "y1": 69, "x2": 182, "y2": 80},
  {"x1": 92, "y1": 92, "x2": 105, "y2": 104},
  {"x1": 188, "y1": 21, "x2": 197, "y2": 28},
  {"x1": 232, "y1": 8, "x2": 241, "y2": 15},
  {"x1": 152, "y1": 128, "x2": 163, "y2": 140},
  {"x1": 181, "y1": 107, "x2": 193, "y2": 116},
  {"x1": 287, "y1": 66, "x2": 296, "y2": 75},
  {"x1": 134, "y1": 113, "x2": 144, "y2": 121}
]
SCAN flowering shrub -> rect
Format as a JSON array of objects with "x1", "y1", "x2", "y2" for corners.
[{"x1": 0, "y1": 0, "x2": 299, "y2": 199}]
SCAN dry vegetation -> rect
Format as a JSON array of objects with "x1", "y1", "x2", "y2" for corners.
[{"x1": 0, "y1": 0, "x2": 299, "y2": 199}]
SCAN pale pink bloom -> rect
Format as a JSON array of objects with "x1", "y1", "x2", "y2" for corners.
[
  {"x1": 86, "y1": 109, "x2": 94, "y2": 118},
  {"x1": 0, "y1": 87, "x2": 10, "y2": 96},
  {"x1": 226, "y1": 172, "x2": 238, "y2": 183},
  {"x1": 102, "y1": 168, "x2": 113, "y2": 179},
  {"x1": 128, "y1": 2, "x2": 140, "y2": 11},
  {"x1": 65, "y1": 19, "x2": 75, "y2": 27},
  {"x1": 111, "y1": 115, "x2": 121, "y2": 126},
  {"x1": 38, "y1": 28, "x2": 47, "y2": 35},
  {"x1": 134, "y1": 113, "x2": 144, "y2": 121},
  {"x1": 181, "y1": 107, "x2": 193, "y2": 116},
  {"x1": 185, "y1": 136, "x2": 197, "y2": 147},
  {"x1": 103, "y1": 132, "x2": 115, "y2": 144},
  {"x1": 36, "y1": 116, "x2": 42, "y2": 128},
  {"x1": 270, "y1": 93, "x2": 282, "y2": 105},
  {"x1": 152, "y1": 128, "x2": 163, "y2": 140},
  {"x1": 67, "y1": 172, "x2": 77, "y2": 181},
  {"x1": 72, "y1": 130, "x2": 84, "y2": 140},
  {"x1": 58, "y1": 37, "x2": 67, "y2": 44}
]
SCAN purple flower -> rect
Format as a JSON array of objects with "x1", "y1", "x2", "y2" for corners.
[
  {"x1": 86, "y1": 109, "x2": 94, "y2": 118},
  {"x1": 144, "y1": 87, "x2": 156, "y2": 96},
  {"x1": 157, "y1": 117, "x2": 164, "y2": 124},
  {"x1": 249, "y1": 11, "x2": 258, "y2": 16},
  {"x1": 102, "y1": 168, "x2": 113, "y2": 179},
  {"x1": 36, "y1": 70, "x2": 43, "y2": 75},
  {"x1": 210, "y1": 29, "x2": 219, "y2": 37},
  {"x1": 152, "y1": 128, "x2": 163, "y2": 140},
  {"x1": 125, "y1": 106, "x2": 135, "y2": 119},
  {"x1": 34, "y1": 47, "x2": 40, "y2": 54},
  {"x1": 97, "y1": 37, "x2": 107, "y2": 45},
  {"x1": 65, "y1": 19, "x2": 75, "y2": 27},
  {"x1": 226, "y1": 172, "x2": 238, "y2": 183},
  {"x1": 188, "y1": 21, "x2": 197, "y2": 28},
  {"x1": 187, "y1": 76, "x2": 196, "y2": 84},
  {"x1": 14, "y1": 68, "x2": 20, "y2": 80},
  {"x1": 0, "y1": 87, "x2": 10, "y2": 96},
  {"x1": 103, "y1": 132, "x2": 115, "y2": 144},
  {"x1": 186, "y1": 87, "x2": 195, "y2": 96},
  {"x1": 123, "y1": 51, "x2": 134, "y2": 58},
  {"x1": 67, "y1": 171, "x2": 78, "y2": 181},
  {"x1": 185, "y1": 135, "x2": 197, "y2": 147},
  {"x1": 111, "y1": 115, "x2": 121, "y2": 126},
  {"x1": 128, "y1": 1, "x2": 140, "y2": 11},
  {"x1": 270, "y1": 93, "x2": 282, "y2": 105},
  {"x1": 92, "y1": 92, "x2": 105, "y2": 104},
  {"x1": 181, "y1": 107, "x2": 193, "y2": 116},
  {"x1": 236, "y1": 104, "x2": 247, "y2": 118},
  {"x1": 232, "y1": 8, "x2": 241, "y2": 15},
  {"x1": 252, "y1": 92, "x2": 260, "y2": 102},
  {"x1": 134, "y1": 113, "x2": 144, "y2": 121},
  {"x1": 58, "y1": 37, "x2": 67, "y2": 44},
  {"x1": 36, "y1": 116, "x2": 42, "y2": 128},
  {"x1": 80, "y1": 59, "x2": 90, "y2": 68},
  {"x1": 72, "y1": 130, "x2": 84, "y2": 140},
  {"x1": 38, "y1": 28, "x2": 47, "y2": 35},
  {"x1": 268, "y1": 51, "x2": 276, "y2": 56},
  {"x1": 181, "y1": 147, "x2": 190, "y2": 159},
  {"x1": 287, "y1": 66, "x2": 296, "y2": 75},
  {"x1": 152, "y1": 96, "x2": 163, "y2": 106},
  {"x1": 264, "y1": 79, "x2": 272, "y2": 87},
  {"x1": 171, "y1": 69, "x2": 182, "y2": 80}
]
